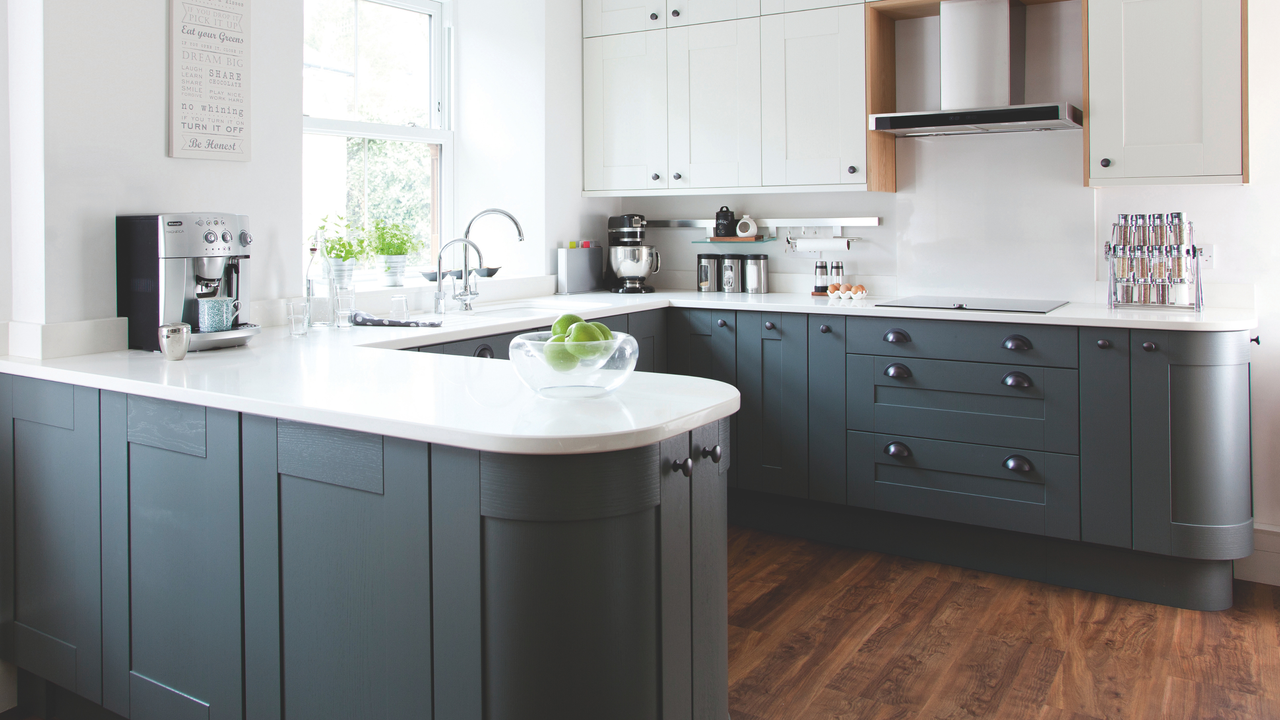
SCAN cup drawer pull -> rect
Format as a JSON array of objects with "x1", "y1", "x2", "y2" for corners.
[
  {"x1": 884, "y1": 442, "x2": 912, "y2": 459},
  {"x1": 1003, "y1": 455, "x2": 1034, "y2": 473},
  {"x1": 1002, "y1": 371, "x2": 1034, "y2": 388},
  {"x1": 884, "y1": 363, "x2": 913, "y2": 379}
]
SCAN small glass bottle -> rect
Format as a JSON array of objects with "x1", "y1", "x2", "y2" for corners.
[
  {"x1": 814, "y1": 261, "x2": 829, "y2": 292},
  {"x1": 306, "y1": 245, "x2": 335, "y2": 327}
]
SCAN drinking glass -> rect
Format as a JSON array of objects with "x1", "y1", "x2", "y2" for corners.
[
  {"x1": 286, "y1": 299, "x2": 310, "y2": 337},
  {"x1": 389, "y1": 295, "x2": 409, "y2": 321},
  {"x1": 335, "y1": 294, "x2": 355, "y2": 328}
]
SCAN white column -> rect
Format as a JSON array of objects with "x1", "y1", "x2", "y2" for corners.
[{"x1": 8, "y1": 0, "x2": 44, "y2": 353}]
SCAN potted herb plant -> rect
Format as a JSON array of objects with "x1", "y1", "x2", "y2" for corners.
[
  {"x1": 368, "y1": 219, "x2": 424, "y2": 287},
  {"x1": 318, "y1": 215, "x2": 364, "y2": 291}
]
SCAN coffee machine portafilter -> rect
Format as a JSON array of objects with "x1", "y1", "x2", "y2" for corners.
[{"x1": 117, "y1": 213, "x2": 260, "y2": 352}]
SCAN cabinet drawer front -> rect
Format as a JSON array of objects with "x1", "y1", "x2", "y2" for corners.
[
  {"x1": 849, "y1": 432, "x2": 1079, "y2": 539},
  {"x1": 846, "y1": 317, "x2": 1078, "y2": 368},
  {"x1": 849, "y1": 356, "x2": 1079, "y2": 453}
]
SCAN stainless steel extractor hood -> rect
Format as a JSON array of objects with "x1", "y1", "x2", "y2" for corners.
[{"x1": 869, "y1": 101, "x2": 1083, "y2": 137}]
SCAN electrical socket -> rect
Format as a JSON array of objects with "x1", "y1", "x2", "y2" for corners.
[{"x1": 1200, "y1": 244, "x2": 1216, "y2": 270}]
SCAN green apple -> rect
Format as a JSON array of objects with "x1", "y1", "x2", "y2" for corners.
[
  {"x1": 588, "y1": 321, "x2": 613, "y2": 340},
  {"x1": 552, "y1": 313, "x2": 584, "y2": 337},
  {"x1": 565, "y1": 322, "x2": 605, "y2": 359},
  {"x1": 543, "y1": 334, "x2": 579, "y2": 372}
]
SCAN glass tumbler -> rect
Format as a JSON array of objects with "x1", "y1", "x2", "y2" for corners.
[
  {"x1": 389, "y1": 295, "x2": 409, "y2": 321},
  {"x1": 286, "y1": 299, "x2": 309, "y2": 337},
  {"x1": 335, "y1": 294, "x2": 355, "y2": 328}
]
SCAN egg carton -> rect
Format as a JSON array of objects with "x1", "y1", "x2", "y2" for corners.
[{"x1": 827, "y1": 290, "x2": 869, "y2": 300}]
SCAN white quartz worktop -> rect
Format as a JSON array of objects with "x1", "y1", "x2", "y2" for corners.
[{"x1": 0, "y1": 290, "x2": 1255, "y2": 454}]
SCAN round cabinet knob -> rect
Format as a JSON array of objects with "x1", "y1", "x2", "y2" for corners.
[
  {"x1": 1003, "y1": 334, "x2": 1032, "y2": 351},
  {"x1": 848, "y1": 166, "x2": 858, "y2": 174},
  {"x1": 651, "y1": 12, "x2": 659, "y2": 19},
  {"x1": 673, "y1": 173, "x2": 682, "y2": 180},
  {"x1": 239, "y1": 230, "x2": 253, "y2": 247},
  {"x1": 221, "y1": 231, "x2": 232, "y2": 244},
  {"x1": 475, "y1": 345, "x2": 495, "y2": 359},
  {"x1": 203, "y1": 231, "x2": 217, "y2": 244},
  {"x1": 883, "y1": 442, "x2": 912, "y2": 459},
  {"x1": 819, "y1": 325, "x2": 831, "y2": 334},
  {"x1": 717, "y1": 319, "x2": 727, "y2": 328},
  {"x1": 672, "y1": 457, "x2": 693, "y2": 477},
  {"x1": 1100, "y1": 158, "x2": 1112, "y2": 168},
  {"x1": 883, "y1": 328, "x2": 911, "y2": 344},
  {"x1": 764, "y1": 321, "x2": 776, "y2": 331},
  {"x1": 1096, "y1": 339, "x2": 1112, "y2": 349},
  {"x1": 651, "y1": 173, "x2": 660, "y2": 181},
  {"x1": 1002, "y1": 371, "x2": 1034, "y2": 388},
  {"x1": 1003, "y1": 455, "x2": 1034, "y2": 473},
  {"x1": 671, "y1": 9, "x2": 680, "y2": 16},
  {"x1": 1142, "y1": 341, "x2": 1158, "y2": 352},
  {"x1": 701, "y1": 445, "x2": 723, "y2": 463},
  {"x1": 884, "y1": 363, "x2": 912, "y2": 379}
]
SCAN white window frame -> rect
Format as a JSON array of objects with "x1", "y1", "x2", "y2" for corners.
[{"x1": 303, "y1": 0, "x2": 455, "y2": 278}]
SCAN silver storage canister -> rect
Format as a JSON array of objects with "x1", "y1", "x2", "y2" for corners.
[
  {"x1": 745, "y1": 254, "x2": 768, "y2": 294},
  {"x1": 697, "y1": 253, "x2": 721, "y2": 292},
  {"x1": 721, "y1": 254, "x2": 744, "y2": 293}
]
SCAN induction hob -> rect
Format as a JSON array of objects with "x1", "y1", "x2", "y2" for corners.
[{"x1": 875, "y1": 296, "x2": 1069, "y2": 314}]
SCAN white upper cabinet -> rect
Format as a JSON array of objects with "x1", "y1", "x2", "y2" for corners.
[
  {"x1": 584, "y1": 31, "x2": 670, "y2": 191},
  {"x1": 584, "y1": 0, "x2": 667, "y2": 38},
  {"x1": 668, "y1": 19, "x2": 762, "y2": 189},
  {"x1": 1088, "y1": 0, "x2": 1246, "y2": 184},
  {"x1": 760, "y1": 6, "x2": 866, "y2": 187},
  {"x1": 668, "y1": 0, "x2": 761, "y2": 27},
  {"x1": 760, "y1": 0, "x2": 864, "y2": 16}
]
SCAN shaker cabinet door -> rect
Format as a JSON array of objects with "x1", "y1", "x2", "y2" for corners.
[
  {"x1": 1088, "y1": 0, "x2": 1245, "y2": 183},
  {"x1": 737, "y1": 312, "x2": 809, "y2": 497},
  {"x1": 668, "y1": 0, "x2": 761, "y2": 27},
  {"x1": 585, "y1": 31, "x2": 669, "y2": 191},
  {"x1": 668, "y1": 19, "x2": 762, "y2": 189},
  {"x1": 583, "y1": 0, "x2": 667, "y2": 38},
  {"x1": 760, "y1": 6, "x2": 865, "y2": 187}
]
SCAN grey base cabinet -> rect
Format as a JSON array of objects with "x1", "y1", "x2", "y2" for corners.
[
  {"x1": 0, "y1": 377, "x2": 102, "y2": 705},
  {"x1": 737, "y1": 312, "x2": 808, "y2": 498}
]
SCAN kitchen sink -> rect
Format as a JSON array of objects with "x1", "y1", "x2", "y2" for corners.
[{"x1": 461, "y1": 300, "x2": 611, "y2": 318}]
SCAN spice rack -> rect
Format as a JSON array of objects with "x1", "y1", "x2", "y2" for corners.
[{"x1": 1105, "y1": 213, "x2": 1203, "y2": 311}]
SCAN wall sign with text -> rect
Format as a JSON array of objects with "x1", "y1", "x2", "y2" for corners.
[{"x1": 169, "y1": 0, "x2": 251, "y2": 161}]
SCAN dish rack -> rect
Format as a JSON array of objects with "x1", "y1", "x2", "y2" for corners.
[{"x1": 1105, "y1": 213, "x2": 1203, "y2": 311}]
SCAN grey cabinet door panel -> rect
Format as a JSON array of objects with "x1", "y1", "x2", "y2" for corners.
[
  {"x1": 690, "y1": 422, "x2": 728, "y2": 720},
  {"x1": 852, "y1": 356, "x2": 1078, "y2": 453},
  {"x1": 129, "y1": 405, "x2": 241, "y2": 720},
  {"x1": 599, "y1": 313, "x2": 629, "y2": 335},
  {"x1": 419, "y1": 331, "x2": 520, "y2": 359},
  {"x1": 848, "y1": 432, "x2": 1079, "y2": 539},
  {"x1": 101, "y1": 391, "x2": 131, "y2": 716},
  {"x1": 278, "y1": 419, "x2": 384, "y2": 494},
  {"x1": 10, "y1": 380, "x2": 102, "y2": 702},
  {"x1": 737, "y1": 312, "x2": 808, "y2": 498},
  {"x1": 846, "y1": 316, "x2": 1079, "y2": 368},
  {"x1": 1132, "y1": 329, "x2": 1174, "y2": 555},
  {"x1": 280, "y1": 436, "x2": 432, "y2": 720},
  {"x1": 241, "y1": 414, "x2": 281, "y2": 720},
  {"x1": 0, "y1": 375, "x2": 10, "y2": 664},
  {"x1": 1079, "y1": 328, "x2": 1132, "y2": 548},
  {"x1": 431, "y1": 445, "x2": 483, "y2": 720},
  {"x1": 128, "y1": 395, "x2": 207, "y2": 457},
  {"x1": 659, "y1": 433, "x2": 692, "y2": 720},
  {"x1": 808, "y1": 315, "x2": 846, "y2": 503},
  {"x1": 667, "y1": 308, "x2": 737, "y2": 488},
  {"x1": 845, "y1": 354, "x2": 874, "y2": 432},
  {"x1": 630, "y1": 309, "x2": 668, "y2": 373},
  {"x1": 130, "y1": 672, "x2": 210, "y2": 720}
]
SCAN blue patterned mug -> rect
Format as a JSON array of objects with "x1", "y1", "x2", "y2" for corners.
[{"x1": 197, "y1": 298, "x2": 242, "y2": 333}]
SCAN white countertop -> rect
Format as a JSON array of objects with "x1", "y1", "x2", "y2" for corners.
[{"x1": 0, "y1": 290, "x2": 1254, "y2": 454}]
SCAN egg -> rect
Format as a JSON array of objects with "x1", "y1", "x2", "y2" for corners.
[
  {"x1": 840, "y1": 284, "x2": 853, "y2": 292},
  {"x1": 853, "y1": 284, "x2": 866, "y2": 294},
  {"x1": 828, "y1": 283, "x2": 840, "y2": 294}
]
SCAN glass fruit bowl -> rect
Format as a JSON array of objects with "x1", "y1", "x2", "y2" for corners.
[{"x1": 509, "y1": 331, "x2": 639, "y2": 398}]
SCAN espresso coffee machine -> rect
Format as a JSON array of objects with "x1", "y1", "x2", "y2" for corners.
[
  {"x1": 606, "y1": 214, "x2": 660, "y2": 293},
  {"x1": 117, "y1": 213, "x2": 260, "y2": 352}
]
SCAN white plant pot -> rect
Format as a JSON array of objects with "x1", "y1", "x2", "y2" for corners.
[
  {"x1": 379, "y1": 255, "x2": 408, "y2": 287},
  {"x1": 328, "y1": 257, "x2": 359, "y2": 291}
]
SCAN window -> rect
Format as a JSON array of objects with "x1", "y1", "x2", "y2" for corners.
[{"x1": 303, "y1": 0, "x2": 451, "y2": 281}]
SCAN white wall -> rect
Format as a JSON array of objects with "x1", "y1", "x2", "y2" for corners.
[
  {"x1": 0, "y1": 0, "x2": 10, "y2": 355},
  {"x1": 37, "y1": 0, "x2": 302, "y2": 325},
  {"x1": 626, "y1": 0, "x2": 1280, "y2": 535}
]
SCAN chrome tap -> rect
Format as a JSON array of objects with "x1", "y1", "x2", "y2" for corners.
[
  {"x1": 435, "y1": 238, "x2": 486, "y2": 314},
  {"x1": 463, "y1": 208, "x2": 525, "y2": 244}
]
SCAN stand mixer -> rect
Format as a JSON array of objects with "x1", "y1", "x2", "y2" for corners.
[{"x1": 606, "y1": 214, "x2": 660, "y2": 293}]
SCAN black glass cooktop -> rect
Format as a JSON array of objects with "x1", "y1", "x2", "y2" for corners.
[{"x1": 875, "y1": 296, "x2": 1069, "y2": 314}]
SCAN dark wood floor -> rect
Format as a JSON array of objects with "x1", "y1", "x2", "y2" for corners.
[{"x1": 726, "y1": 525, "x2": 1280, "y2": 720}]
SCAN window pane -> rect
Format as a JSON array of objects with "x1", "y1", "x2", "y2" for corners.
[
  {"x1": 303, "y1": 134, "x2": 440, "y2": 263},
  {"x1": 303, "y1": 0, "x2": 434, "y2": 127}
]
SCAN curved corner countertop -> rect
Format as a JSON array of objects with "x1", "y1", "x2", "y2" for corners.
[
  {"x1": 0, "y1": 324, "x2": 739, "y2": 455},
  {"x1": 0, "y1": 289, "x2": 1255, "y2": 453}
]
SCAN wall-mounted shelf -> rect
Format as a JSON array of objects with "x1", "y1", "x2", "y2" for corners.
[
  {"x1": 690, "y1": 238, "x2": 778, "y2": 245},
  {"x1": 647, "y1": 217, "x2": 880, "y2": 240}
]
